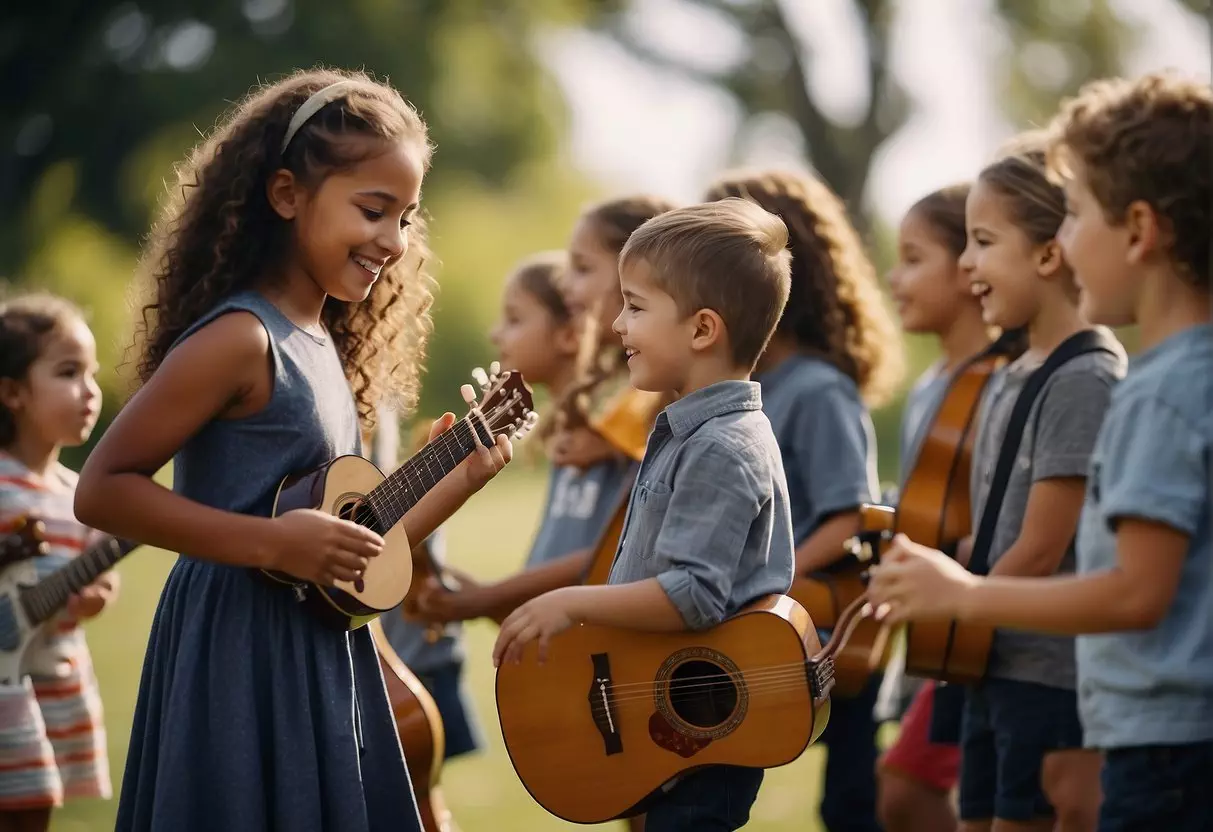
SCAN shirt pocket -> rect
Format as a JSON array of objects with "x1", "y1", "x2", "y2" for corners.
[{"x1": 629, "y1": 480, "x2": 672, "y2": 560}]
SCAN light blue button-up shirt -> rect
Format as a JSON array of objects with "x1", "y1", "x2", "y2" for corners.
[{"x1": 607, "y1": 380, "x2": 796, "y2": 630}]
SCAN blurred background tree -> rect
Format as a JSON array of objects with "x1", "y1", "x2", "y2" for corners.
[{"x1": 1, "y1": 0, "x2": 1208, "y2": 476}]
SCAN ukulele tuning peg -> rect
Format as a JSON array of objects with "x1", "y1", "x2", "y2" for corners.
[
  {"x1": 471, "y1": 367, "x2": 490, "y2": 390},
  {"x1": 489, "y1": 360, "x2": 501, "y2": 378},
  {"x1": 460, "y1": 384, "x2": 477, "y2": 406}
]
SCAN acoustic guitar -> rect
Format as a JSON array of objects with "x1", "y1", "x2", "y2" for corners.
[
  {"x1": 495, "y1": 594, "x2": 835, "y2": 825},
  {"x1": 892, "y1": 344, "x2": 1007, "y2": 684},
  {"x1": 0, "y1": 521, "x2": 139, "y2": 686},
  {"x1": 788, "y1": 507, "x2": 894, "y2": 696},
  {"x1": 369, "y1": 617, "x2": 459, "y2": 832},
  {"x1": 261, "y1": 364, "x2": 537, "y2": 630}
]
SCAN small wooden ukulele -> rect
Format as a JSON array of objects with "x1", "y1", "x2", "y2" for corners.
[
  {"x1": 261, "y1": 364, "x2": 537, "y2": 630},
  {"x1": 495, "y1": 594, "x2": 835, "y2": 825}
]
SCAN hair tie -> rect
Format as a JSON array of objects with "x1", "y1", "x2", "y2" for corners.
[{"x1": 281, "y1": 80, "x2": 355, "y2": 154}]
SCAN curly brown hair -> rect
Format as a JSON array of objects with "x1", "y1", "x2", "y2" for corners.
[
  {"x1": 0, "y1": 290, "x2": 87, "y2": 446},
  {"x1": 132, "y1": 67, "x2": 436, "y2": 429},
  {"x1": 704, "y1": 169, "x2": 904, "y2": 407},
  {"x1": 1047, "y1": 72, "x2": 1212, "y2": 288},
  {"x1": 559, "y1": 194, "x2": 677, "y2": 430}
]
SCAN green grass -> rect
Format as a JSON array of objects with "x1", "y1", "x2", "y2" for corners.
[{"x1": 51, "y1": 464, "x2": 895, "y2": 831}]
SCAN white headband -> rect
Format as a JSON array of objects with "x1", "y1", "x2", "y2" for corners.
[{"x1": 281, "y1": 80, "x2": 356, "y2": 154}]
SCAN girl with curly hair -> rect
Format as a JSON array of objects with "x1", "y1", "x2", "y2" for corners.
[
  {"x1": 703, "y1": 168, "x2": 904, "y2": 832},
  {"x1": 74, "y1": 68, "x2": 512, "y2": 831}
]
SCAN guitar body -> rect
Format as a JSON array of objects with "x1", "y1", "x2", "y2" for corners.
[
  {"x1": 897, "y1": 356, "x2": 1001, "y2": 685},
  {"x1": 369, "y1": 620, "x2": 458, "y2": 832},
  {"x1": 0, "y1": 558, "x2": 47, "y2": 686},
  {"x1": 789, "y1": 505, "x2": 894, "y2": 696},
  {"x1": 496, "y1": 595, "x2": 831, "y2": 825},
  {"x1": 262, "y1": 455, "x2": 413, "y2": 630}
]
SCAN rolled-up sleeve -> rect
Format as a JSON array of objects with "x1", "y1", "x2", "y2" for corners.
[{"x1": 653, "y1": 440, "x2": 763, "y2": 629}]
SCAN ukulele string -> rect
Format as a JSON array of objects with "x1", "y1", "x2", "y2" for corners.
[{"x1": 350, "y1": 395, "x2": 528, "y2": 531}]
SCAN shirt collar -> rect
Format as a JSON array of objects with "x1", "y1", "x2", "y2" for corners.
[{"x1": 659, "y1": 380, "x2": 763, "y2": 437}]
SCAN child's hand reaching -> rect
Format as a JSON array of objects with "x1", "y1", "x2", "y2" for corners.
[
  {"x1": 493, "y1": 587, "x2": 580, "y2": 667},
  {"x1": 866, "y1": 534, "x2": 978, "y2": 624},
  {"x1": 67, "y1": 571, "x2": 120, "y2": 620},
  {"x1": 549, "y1": 426, "x2": 616, "y2": 470}
]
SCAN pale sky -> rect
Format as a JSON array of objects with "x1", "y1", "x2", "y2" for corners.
[{"x1": 542, "y1": 0, "x2": 1211, "y2": 226}]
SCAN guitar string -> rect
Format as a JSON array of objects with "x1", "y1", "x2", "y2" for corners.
[
  {"x1": 352, "y1": 391, "x2": 529, "y2": 530},
  {"x1": 349, "y1": 390, "x2": 529, "y2": 532}
]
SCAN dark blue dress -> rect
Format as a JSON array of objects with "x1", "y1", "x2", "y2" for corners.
[{"x1": 116, "y1": 291, "x2": 422, "y2": 831}]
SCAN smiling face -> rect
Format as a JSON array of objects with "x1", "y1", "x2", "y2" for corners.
[
  {"x1": 0, "y1": 317, "x2": 102, "y2": 450},
  {"x1": 564, "y1": 216, "x2": 625, "y2": 336},
  {"x1": 958, "y1": 180, "x2": 1048, "y2": 330},
  {"x1": 611, "y1": 258, "x2": 694, "y2": 393},
  {"x1": 273, "y1": 137, "x2": 425, "y2": 303}
]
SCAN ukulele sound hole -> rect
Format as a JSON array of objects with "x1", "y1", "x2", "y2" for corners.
[{"x1": 668, "y1": 660, "x2": 738, "y2": 729}]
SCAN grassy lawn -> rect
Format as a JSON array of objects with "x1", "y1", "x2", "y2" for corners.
[{"x1": 51, "y1": 463, "x2": 893, "y2": 831}]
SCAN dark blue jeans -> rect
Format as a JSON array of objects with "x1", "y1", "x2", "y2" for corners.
[
  {"x1": 818, "y1": 673, "x2": 883, "y2": 832},
  {"x1": 1098, "y1": 742, "x2": 1213, "y2": 831},
  {"x1": 643, "y1": 766, "x2": 764, "y2": 831}
]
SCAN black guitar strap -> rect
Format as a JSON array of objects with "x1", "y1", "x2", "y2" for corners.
[{"x1": 968, "y1": 328, "x2": 1121, "y2": 576}]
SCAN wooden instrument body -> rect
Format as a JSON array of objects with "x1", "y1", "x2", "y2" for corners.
[
  {"x1": 496, "y1": 595, "x2": 831, "y2": 824},
  {"x1": 261, "y1": 366, "x2": 536, "y2": 631},
  {"x1": 369, "y1": 620, "x2": 458, "y2": 832},
  {"x1": 263, "y1": 455, "x2": 413, "y2": 631},
  {"x1": 896, "y1": 356, "x2": 1000, "y2": 684},
  {"x1": 789, "y1": 505, "x2": 895, "y2": 696}
]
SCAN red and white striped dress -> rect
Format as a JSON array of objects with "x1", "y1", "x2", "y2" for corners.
[{"x1": 0, "y1": 453, "x2": 110, "y2": 810}]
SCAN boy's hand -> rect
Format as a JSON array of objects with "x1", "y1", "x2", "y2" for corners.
[
  {"x1": 493, "y1": 587, "x2": 579, "y2": 667},
  {"x1": 67, "y1": 571, "x2": 120, "y2": 620},
  {"x1": 549, "y1": 426, "x2": 616, "y2": 470},
  {"x1": 867, "y1": 534, "x2": 977, "y2": 623}
]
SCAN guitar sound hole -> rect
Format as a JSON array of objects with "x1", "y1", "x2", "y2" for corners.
[
  {"x1": 337, "y1": 497, "x2": 375, "y2": 531},
  {"x1": 668, "y1": 659, "x2": 738, "y2": 729}
]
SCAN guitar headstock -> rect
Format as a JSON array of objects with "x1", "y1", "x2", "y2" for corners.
[
  {"x1": 0, "y1": 515, "x2": 49, "y2": 568},
  {"x1": 462, "y1": 360, "x2": 539, "y2": 441}
]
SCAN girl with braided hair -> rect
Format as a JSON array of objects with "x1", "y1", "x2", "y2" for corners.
[{"x1": 704, "y1": 168, "x2": 904, "y2": 832}]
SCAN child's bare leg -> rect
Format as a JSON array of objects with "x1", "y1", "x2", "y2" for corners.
[{"x1": 1041, "y1": 748, "x2": 1102, "y2": 832}]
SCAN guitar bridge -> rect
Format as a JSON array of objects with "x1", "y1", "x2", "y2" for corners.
[
  {"x1": 807, "y1": 656, "x2": 835, "y2": 701},
  {"x1": 587, "y1": 653, "x2": 622, "y2": 756}
]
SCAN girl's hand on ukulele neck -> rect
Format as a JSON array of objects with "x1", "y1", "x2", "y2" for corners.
[
  {"x1": 548, "y1": 426, "x2": 616, "y2": 470},
  {"x1": 66, "y1": 571, "x2": 120, "y2": 620},
  {"x1": 266, "y1": 508, "x2": 383, "y2": 585},
  {"x1": 866, "y1": 534, "x2": 978, "y2": 624},
  {"x1": 427, "y1": 408, "x2": 513, "y2": 495}
]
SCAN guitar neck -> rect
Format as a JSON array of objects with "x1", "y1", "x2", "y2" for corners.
[
  {"x1": 19, "y1": 537, "x2": 137, "y2": 626},
  {"x1": 365, "y1": 415, "x2": 493, "y2": 532}
]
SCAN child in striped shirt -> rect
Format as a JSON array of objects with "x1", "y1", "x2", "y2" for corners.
[{"x1": 0, "y1": 292, "x2": 115, "y2": 830}]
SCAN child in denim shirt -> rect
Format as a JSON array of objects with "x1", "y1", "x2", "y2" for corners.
[
  {"x1": 493, "y1": 199, "x2": 797, "y2": 831},
  {"x1": 869, "y1": 72, "x2": 1213, "y2": 832}
]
